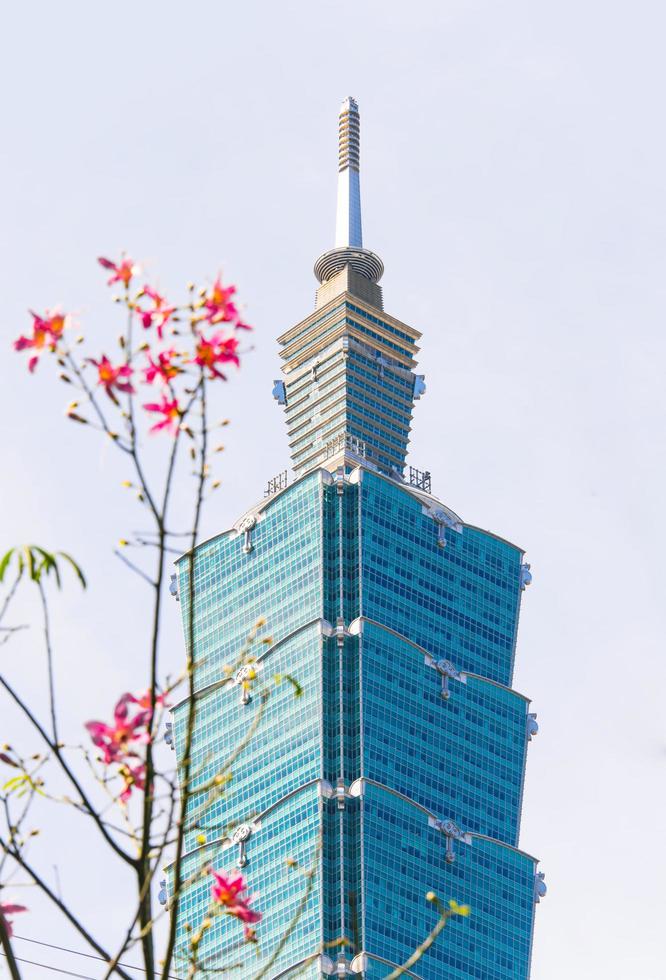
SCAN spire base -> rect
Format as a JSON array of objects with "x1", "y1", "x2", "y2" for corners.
[
  {"x1": 314, "y1": 247, "x2": 384, "y2": 285},
  {"x1": 315, "y1": 264, "x2": 383, "y2": 311}
]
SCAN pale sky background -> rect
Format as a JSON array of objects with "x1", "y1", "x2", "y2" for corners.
[{"x1": 2, "y1": 1, "x2": 666, "y2": 978}]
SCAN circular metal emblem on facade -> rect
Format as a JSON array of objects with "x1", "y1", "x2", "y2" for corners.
[
  {"x1": 238, "y1": 515, "x2": 257, "y2": 533},
  {"x1": 232, "y1": 824, "x2": 252, "y2": 844},
  {"x1": 441, "y1": 819, "x2": 461, "y2": 838},
  {"x1": 234, "y1": 665, "x2": 255, "y2": 685}
]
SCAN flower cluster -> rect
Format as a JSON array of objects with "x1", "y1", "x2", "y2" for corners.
[
  {"x1": 98, "y1": 255, "x2": 137, "y2": 287},
  {"x1": 13, "y1": 253, "x2": 251, "y2": 438},
  {"x1": 88, "y1": 355, "x2": 135, "y2": 398},
  {"x1": 85, "y1": 690, "x2": 166, "y2": 803},
  {"x1": 136, "y1": 285, "x2": 176, "y2": 338},
  {"x1": 209, "y1": 869, "x2": 262, "y2": 943},
  {"x1": 14, "y1": 311, "x2": 68, "y2": 373}
]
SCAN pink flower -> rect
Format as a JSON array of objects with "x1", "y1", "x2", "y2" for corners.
[
  {"x1": 210, "y1": 869, "x2": 262, "y2": 939},
  {"x1": 85, "y1": 692, "x2": 151, "y2": 765},
  {"x1": 136, "y1": 286, "x2": 176, "y2": 339},
  {"x1": 0, "y1": 901, "x2": 27, "y2": 939},
  {"x1": 14, "y1": 310, "x2": 67, "y2": 372},
  {"x1": 143, "y1": 396, "x2": 181, "y2": 434},
  {"x1": 118, "y1": 761, "x2": 146, "y2": 804},
  {"x1": 88, "y1": 355, "x2": 135, "y2": 396},
  {"x1": 98, "y1": 255, "x2": 137, "y2": 288},
  {"x1": 126, "y1": 689, "x2": 169, "y2": 717},
  {"x1": 202, "y1": 277, "x2": 238, "y2": 325},
  {"x1": 144, "y1": 349, "x2": 180, "y2": 385},
  {"x1": 192, "y1": 333, "x2": 240, "y2": 379}
]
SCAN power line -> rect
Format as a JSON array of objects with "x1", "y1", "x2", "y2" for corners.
[
  {"x1": 10, "y1": 936, "x2": 180, "y2": 979},
  {"x1": 13, "y1": 935, "x2": 145, "y2": 972},
  {"x1": 0, "y1": 951, "x2": 96, "y2": 980}
]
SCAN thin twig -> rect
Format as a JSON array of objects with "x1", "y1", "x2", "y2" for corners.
[
  {"x1": 112, "y1": 550, "x2": 156, "y2": 587},
  {"x1": 37, "y1": 580, "x2": 58, "y2": 744},
  {"x1": 160, "y1": 371, "x2": 207, "y2": 980},
  {"x1": 0, "y1": 836, "x2": 134, "y2": 980},
  {"x1": 0, "y1": 675, "x2": 136, "y2": 867},
  {"x1": 0, "y1": 574, "x2": 22, "y2": 626},
  {"x1": 0, "y1": 916, "x2": 21, "y2": 980},
  {"x1": 382, "y1": 903, "x2": 454, "y2": 980}
]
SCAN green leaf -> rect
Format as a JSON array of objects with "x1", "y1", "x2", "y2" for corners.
[
  {"x1": 33, "y1": 547, "x2": 59, "y2": 588},
  {"x1": 57, "y1": 551, "x2": 87, "y2": 589},
  {"x1": 3, "y1": 775, "x2": 25, "y2": 792},
  {"x1": 2, "y1": 773, "x2": 45, "y2": 798},
  {"x1": 25, "y1": 546, "x2": 36, "y2": 582},
  {"x1": 0, "y1": 549, "x2": 15, "y2": 582},
  {"x1": 0, "y1": 545, "x2": 86, "y2": 592}
]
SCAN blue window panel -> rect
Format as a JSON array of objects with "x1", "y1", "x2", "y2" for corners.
[
  {"x1": 171, "y1": 469, "x2": 539, "y2": 978},
  {"x1": 173, "y1": 787, "x2": 322, "y2": 979},
  {"x1": 362, "y1": 784, "x2": 536, "y2": 980},
  {"x1": 359, "y1": 471, "x2": 523, "y2": 687},
  {"x1": 176, "y1": 472, "x2": 324, "y2": 693},
  {"x1": 361, "y1": 621, "x2": 530, "y2": 845},
  {"x1": 173, "y1": 621, "x2": 324, "y2": 853}
]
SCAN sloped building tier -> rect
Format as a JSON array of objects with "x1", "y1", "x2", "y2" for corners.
[{"x1": 172, "y1": 469, "x2": 540, "y2": 978}]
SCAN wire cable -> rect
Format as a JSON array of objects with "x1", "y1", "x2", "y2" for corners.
[
  {"x1": 10, "y1": 935, "x2": 180, "y2": 978},
  {"x1": 0, "y1": 951, "x2": 96, "y2": 979}
]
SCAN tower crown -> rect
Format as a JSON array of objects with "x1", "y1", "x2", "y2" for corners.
[{"x1": 275, "y1": 99, "x2": 425, "y2": 480}]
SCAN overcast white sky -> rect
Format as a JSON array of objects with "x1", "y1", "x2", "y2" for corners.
[{"x1": 2, "y1": 1, "x2": 666, "y2": 977}]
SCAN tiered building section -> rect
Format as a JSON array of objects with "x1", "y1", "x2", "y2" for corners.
[
  {"x1": 273, "y1": 96, "x2": 425, "y2": 479},
  {"x1": 275, "y1": 296, "x2": 424, "y2": 478},
  {"x1": 171, "y1": 98, "x2": 543, "y2": 979}
]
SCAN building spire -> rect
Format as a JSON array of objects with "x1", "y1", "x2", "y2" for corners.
[
  {"x1": 275, "y1": 96, "x2": 426, "y2": 480},
  {"x1": 335, "y1": 97, "x2": 362, "y2": 248},
  {"x1": 314, "y1": 97, "x2": 384, "y2": 288}
]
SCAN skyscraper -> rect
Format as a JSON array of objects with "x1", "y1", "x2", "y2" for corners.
[{"x1": 171, "y1": 97, "x2": 544, "y2": 979}]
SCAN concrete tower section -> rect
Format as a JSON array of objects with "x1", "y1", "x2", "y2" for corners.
[
  {"x1": 170, "y1": 100, "x2": 544, "y2": 979},
  {"x1": 274, "y1": 97, "x2": 424, "y2": 481}
]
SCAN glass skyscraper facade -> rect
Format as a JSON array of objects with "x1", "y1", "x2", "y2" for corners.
[{"x1": 171, "y1": 98, "x2": 543, "y2": 978}]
